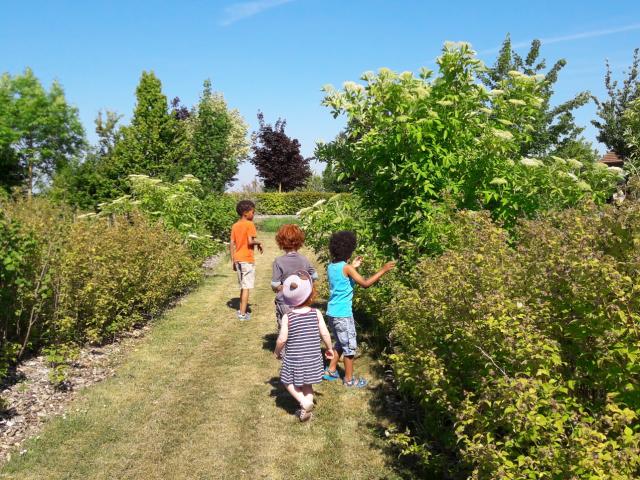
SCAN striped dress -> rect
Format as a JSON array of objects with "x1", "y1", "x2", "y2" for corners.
[{"x1": 280, "y1": 308, "x2": 324, "y2": 386}]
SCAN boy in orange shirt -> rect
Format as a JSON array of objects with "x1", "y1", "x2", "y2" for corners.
[{"x1": 230, "y1": 200, "x2": 263, "y2": 320}]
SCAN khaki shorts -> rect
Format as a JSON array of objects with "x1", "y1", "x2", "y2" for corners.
[{"x1": 235, "y1": 262, "x2": 255, "y2": 289}]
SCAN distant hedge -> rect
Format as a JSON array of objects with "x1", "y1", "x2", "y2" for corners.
[{"x1": 228, "y1": 192, "x2": 337, "y2": 215}]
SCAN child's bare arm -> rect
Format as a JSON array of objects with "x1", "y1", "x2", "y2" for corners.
[
  {"x1": 229, "y1": 238, "x2": 236, "y2": 270},
  {"x1": 249, "y1": 236, "x2": 263, "y2": 254},
  {"x1": 316, "y1": 311, "x2": 334, "y2": 359},
  {"x1": 344, "y1": 260, "x2": 396, "y2": 288},
  {"x1": 274, "y1": 315, "x2": 289, "y2": 358}
]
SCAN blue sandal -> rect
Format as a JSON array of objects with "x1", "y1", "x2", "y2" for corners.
[
  {"x1": 322, "y1": 369, "x2": 340, "y2": 381},
  {"x1": 343, "y1": 377, "x2": 368, "y2": 388}
]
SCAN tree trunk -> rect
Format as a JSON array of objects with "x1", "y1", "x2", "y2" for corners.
[{"x1": 278, "y1": 182, "x2": 282, "y2": 193}]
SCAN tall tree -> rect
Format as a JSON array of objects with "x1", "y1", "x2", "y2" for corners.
[
  {"x1": 480, "y1": 35, "x2": 591, "y2": 159},
  {"x1": 95, "y1": 110, "x2": 123, "y2": 157},
  {"x1": 51, "y1": 111, "x2": 123, "y2": 208},
  {"x1": 592, "y1": 48, "x2": 640, "y2": 158},
  {"x1": 108, "y1": 71, "x2": 188, "y2": 185},
  {"x1": 250, "y1": 112, "x2": 311, "y2": 192},
  {"x1": 189, "y1": 80, "x2": 234, "y2": 192},
  {"x1": 0, "y1": 69, "x2": 85, "y2": 197}
]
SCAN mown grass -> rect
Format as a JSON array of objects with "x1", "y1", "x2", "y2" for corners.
[
  {"x1": 0, "y1": 236, "x2": 400, "y2": 480},
  {"x1": 255, "y1": 216, "x2": 299, "y2": 232}
]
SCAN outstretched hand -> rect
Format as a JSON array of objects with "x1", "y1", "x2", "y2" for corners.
[
  {"x1": 257, "y1": 244, "x2": 264, "y2": 254},
  {"x1": 383, "y1": 260, "x2": 397, "y2": 272}
]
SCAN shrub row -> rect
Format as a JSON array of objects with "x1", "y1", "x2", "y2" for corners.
[
  {"x1": 228, "y1": 192, "x2": 336, "y2": 215},
  {"x1": 384, "y1": 205, "x2": 640, "y2": 478},
  {"x1": 0, "y1": 199, "x2": 201, "y2": 384},
  {"x1": 300, "y1": 195, "x2": 640, "y2": 478}
]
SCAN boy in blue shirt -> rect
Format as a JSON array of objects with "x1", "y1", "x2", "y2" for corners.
[{"x1": 323, "y1": 230, "x2": 395, "y2": 387}]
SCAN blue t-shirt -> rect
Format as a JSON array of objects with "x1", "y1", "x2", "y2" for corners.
[{"x1": 327, "y1": 261, "x2": 355, "y2": 318}]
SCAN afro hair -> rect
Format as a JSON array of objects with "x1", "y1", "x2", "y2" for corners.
[{"x1": 329, "y1": 230, "x2": 357, "y2": 262}]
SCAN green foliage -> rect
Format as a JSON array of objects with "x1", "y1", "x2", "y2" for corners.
[
  {"x1": 382, "y1": 205, "x2": 640, "y2": 478},
  {"x1": 624, "y1": 99, "x2": 640, "y2": 172},
  {"x1": 480, "y1": 35, "x2": 591, "y2": 158},
  {"x1": 0, "y1": 68, "x2": 85, "y2": 197},
  {"x1": 99, "y1": 175, "x2": 235, "y2": 259},
  {"x1": 0, "y1": 198, "x2": 201, "y2": 385},
  {"x1": 295, "y1": 174, "x2": 325, "y2": 192},
  {"x1": 187, "y1": 80, "x2": 248, "y2": 192},
  {"x1": 592, "y1": 48, "x2": 640, "y2": 158},
  {"x1": 321, "y1": 42, "x2": 620, "y2": 252},
  {"x1": 106, "y1": 71, "x2": 189, "y2": 189},
  {"x1": 315, "y1": 131, "x2": 353, "y2": 193},
  {"x1": 231, "y1": 191, "x2": 335, "y2": 215}
]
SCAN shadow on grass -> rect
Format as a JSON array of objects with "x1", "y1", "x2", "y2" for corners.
[
  {"x1": 266, "y1": 376, "x2": 325, "y2": 415},
  {"x1": 225, "y1": 298, "x2": 252, "y2": 314},
  {"x1": 262, "y1": 333, "x2": 277, "y2": 351}
]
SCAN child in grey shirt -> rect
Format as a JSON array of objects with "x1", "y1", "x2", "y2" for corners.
[{"x1": 271, "y1": 224, "x2": 318, "y2": 328}]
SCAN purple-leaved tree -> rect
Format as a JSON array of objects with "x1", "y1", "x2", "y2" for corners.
[{"x1": 250, "y1": 112, "x2": 311, "y2": 192}]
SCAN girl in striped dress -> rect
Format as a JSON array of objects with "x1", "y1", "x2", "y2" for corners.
[{"x1": 274, "y1": 271, "x2": 334, "y2": 422}]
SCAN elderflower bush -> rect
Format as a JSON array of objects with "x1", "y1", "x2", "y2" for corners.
[
  {"x1": 319, "y1": 42, "x2": 618, "y2": 252},
  {"x1": 100, "y1": 175, "x2": 235, "y2": 259}
]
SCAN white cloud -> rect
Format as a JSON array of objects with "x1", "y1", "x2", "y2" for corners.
[
  {"x1": 220, "y1": 0, "x2": 296, "y2": 26},
  {"x1": 478, "y1": 22, "x2": 640, "y2": 56}
]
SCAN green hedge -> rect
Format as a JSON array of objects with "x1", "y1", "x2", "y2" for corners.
[
  {"x1": 0, "y1": 199, "x2": 201, "y2": 385},
  {"x1": 228, "y1": 192, "x2": 337, "y2": 215},
  {"x1": 301, "y1": 194, "x2": 640, "y2": 478}
]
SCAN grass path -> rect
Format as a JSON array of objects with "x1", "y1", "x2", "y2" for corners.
[{"x1": 0, "y1": 235, "x2": 398, "y2": 480}]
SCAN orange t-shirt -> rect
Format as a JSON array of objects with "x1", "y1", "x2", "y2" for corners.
[{"x1": 231, "y1": 219, "x2": 257, "y2": 263}]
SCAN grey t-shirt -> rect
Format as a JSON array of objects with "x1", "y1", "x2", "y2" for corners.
[{"x1": 271, "y1": 252, "x2": 318, "y2": 306}]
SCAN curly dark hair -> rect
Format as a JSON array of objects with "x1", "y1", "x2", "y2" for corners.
[
  {"x1": 329, "y1": 230, "x2": 357, "y2": 262},
  {"x1": 235, "y1": 200, "x2": 256, "y2": 216}
]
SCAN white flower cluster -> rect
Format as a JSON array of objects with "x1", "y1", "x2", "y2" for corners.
[
  {"x1": 492, "y1": 129, "x2": 513, "y2": 141},
  {"x1": 520, "y1": 158, "x2": 543, "y2": 168}
]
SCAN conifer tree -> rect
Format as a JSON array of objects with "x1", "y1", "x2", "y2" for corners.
[{"x1": 108, "y1": 71, "x2": 188, "y2": 185}]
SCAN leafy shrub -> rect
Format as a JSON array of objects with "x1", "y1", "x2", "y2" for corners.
[
  {"x1": 0, "y1": 198, "x2": 201, "y2": 384},
  {"x1": 229, "y1": 192, "x2": 336, "y2": 215},
  {"x1": 383, "y1": 205, "x2": 640, "y2": 478},
  {"x1": 54, "y1": 212, "x2": 201, "y2": 344},
  {"x1": 320, "y1": 42, "x2": 620, "y2": 253},
  {"x1": 100, "y1": 174, "x2": 235, "y2": 258}
]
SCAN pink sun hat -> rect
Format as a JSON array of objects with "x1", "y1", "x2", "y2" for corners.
[{"x1": 282, "y1": 271, "x2": 313, "y2": 307}]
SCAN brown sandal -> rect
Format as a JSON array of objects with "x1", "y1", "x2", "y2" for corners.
[{"x1": 298, "y1": 408, "x2": 313, "y2": 422}]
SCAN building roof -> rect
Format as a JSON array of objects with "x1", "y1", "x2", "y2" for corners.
[{"x1": 600, "y1": 151, "x2": 624, "y2": 167}]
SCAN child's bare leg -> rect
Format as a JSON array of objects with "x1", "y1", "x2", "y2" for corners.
[
  {"x1": 343, "y1": 355, "x2": 354, "y2": 382},
  {"x1": 284, "y1": 383, "x2": 305, "y2": 405},
  {"x1": 301, "y1": 384, "x2": 314, "y2": 410},
  {"x1": 328, "y1": 346, "x2": 342, "y2": 373},
  {"x1": 239, "y1": 289, "x2": 249, "y2": 314}
]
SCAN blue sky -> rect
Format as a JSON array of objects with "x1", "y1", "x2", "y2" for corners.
[{"x1": 1, "y1": 0, "x2": 639, "y2": 189}]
